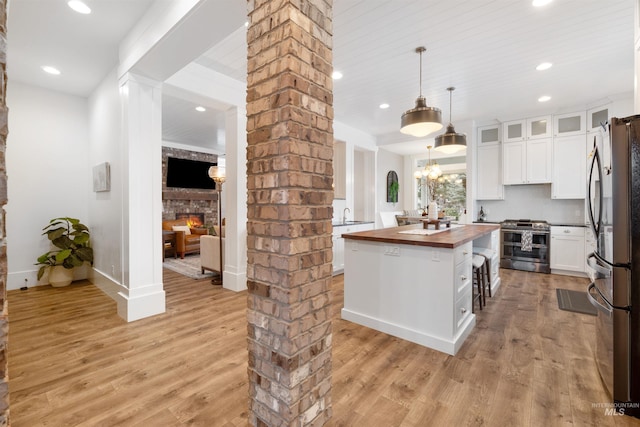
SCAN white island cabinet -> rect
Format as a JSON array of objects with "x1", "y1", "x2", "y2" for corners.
[{"x1": 341, "y1": 224, "x2": 500, "y2": 355}]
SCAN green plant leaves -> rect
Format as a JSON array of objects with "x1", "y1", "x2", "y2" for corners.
[{"x1": 35, "y1": 217, "x2": 93, "y2": 278}]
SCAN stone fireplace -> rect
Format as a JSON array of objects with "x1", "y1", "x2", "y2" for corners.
[{"x1": 162, "y1": 146, "x2": 220, "y2": 227}]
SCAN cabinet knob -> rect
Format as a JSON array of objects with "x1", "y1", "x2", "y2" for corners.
[
  {"x1": 564, "y1": 229, "x2": 570, "y2": 233},
  {"x1": 461, "y1": 275, "x2": 467, "y2": 281},
  {"x1": 463, "y1": 251, "x2": 469, "y2": 255},
  {"x1": 461, "y1": 307, "x2": 467, "y2": 314}
]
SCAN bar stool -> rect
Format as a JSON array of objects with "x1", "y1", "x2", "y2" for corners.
[
  {"x1": 472, "y1": 255, "x2": 486, "y2": 313},
  {"x1": 474, "y1": 248, "x2": 495, "y2": 299}
]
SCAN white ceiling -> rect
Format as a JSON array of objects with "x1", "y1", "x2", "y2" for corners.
[
  {"x1": 7, "y1": 0, "x2": 154, "y2": 97},
  {"x1": 7, "y1": 0, "x2": 636, "y2": 157}
]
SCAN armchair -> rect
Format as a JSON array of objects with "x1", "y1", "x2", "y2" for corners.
[
  {"x1": 200, "y1": 235, "x2": 224, "y2": 275},
  {"x1": 162, "y1": 219, "x2": 209, "y2": 258}
]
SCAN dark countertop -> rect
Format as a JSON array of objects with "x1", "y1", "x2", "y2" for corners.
[
  {"x1": 342, "y1": 223, "x2": 500, "y2": 249},
  {"x1": 332, "y1": 220, "x2": 374, "y2": 227},
  {"x1": 474, "y1": 220, "x2": 587, "y2": 227}
]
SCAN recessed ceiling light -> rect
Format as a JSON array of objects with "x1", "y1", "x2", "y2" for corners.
[
  {"x1": 195, "y1": 106, "x2": 206, "y2": 112},
  {"x1": 244, "y1": 21, "x2": 249, "y2": 27},
  {"x1": 41, "y1": 65, "x2": 61, "y2": 75},
  {"x1": 379, "y1": 103, "x2": 390, "y2": 109},
  {"x1": 332, "y1": 71, "x2": 343, "y2": 80},
  {"x1": 536, "y1": 62, "x2": 553, "y2": 71},
  {"x1": 538, "y1": 95, "x2": 551, "y2": 102},
  {"x1": 68, "y1": 1, "x2": 91, "y2": 14},
  {"x1": 532, "y1": 0, "x2": 552, "y2": 7}
]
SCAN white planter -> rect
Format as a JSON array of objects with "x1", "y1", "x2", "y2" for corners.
[
  {"x1": 48, "y1": 265, "x2": 74, "y2": 287},
  {"x1": 428, "y1": 200, "x2": 439, "y2": 220}
]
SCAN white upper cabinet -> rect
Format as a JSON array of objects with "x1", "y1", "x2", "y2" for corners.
[
  {"x1": 504, "y1": 116, "x2": 551, "y2": 142},
  {"x1": 552, "y1": 134, "x2": 587, "y2": 199},
  {"x1": 503, "y1": 120, "x2": 526, "y2": 143},
  {"x1": 554, "y1": 111, "x2": 586, "y2": 137},
  {"x1": 477, "y1": 144, "x2": 504, "y2": 200},
  {"x1": 526, "y1": 138, "x2": 553, "y2": 183},
  {"x1": 477, "y1": 125, "x2": 503, "y2": 199},
  {"x1": 502, "y1": 141, "x2": 526, "y2": 184},
  {"x1": 527, "y1": 115, "x2": 552, "y2": 139},
  {"x1": 503, "y1": 138, "x2": 552, "y2": 185},
  {"x1": 478, "y1": 124, "x2": 501, "y2": 146},
  {"x1": 587, "y1": 106, "x2": 609, "y2": 132}
]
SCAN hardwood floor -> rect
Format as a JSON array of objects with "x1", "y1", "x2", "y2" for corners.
[{"x1": 8, "y1": 268, "x2": 640, "y2": 426}]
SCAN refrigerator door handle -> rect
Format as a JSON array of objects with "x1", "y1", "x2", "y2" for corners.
[
  {"x1": 587, "y1": 282, "x2": 613, "y2": 314},
  {"x1": 587, "y1": 142, "x2": 603, "y2": 239},
  {"x1": 593, "y1": 244, "x2": 632, "y2": 270},
  {"x1": 587, "y1": 252, "x2": 611, "y2": 277}
]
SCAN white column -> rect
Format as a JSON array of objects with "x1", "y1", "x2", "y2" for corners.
[
  {"x1": 118, "y1": 73, "x2": 166, "y2": 321},
  {"x1": 222, "y1": 106, "x2": 248, "y2": 291}
]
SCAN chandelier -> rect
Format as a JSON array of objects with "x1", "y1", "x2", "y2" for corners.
[{"x1": 420, "y1": 145, "x2": 442, "y2": 179}]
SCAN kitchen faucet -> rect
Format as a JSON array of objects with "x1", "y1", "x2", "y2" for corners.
[{"x1": 343, "y1": 207, "x2": 350, "y2": 224}]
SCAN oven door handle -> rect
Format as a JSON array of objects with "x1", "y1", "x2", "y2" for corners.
[
  {"x1": 587, "y1": 283, "x2": 613, "y2": 314},
  {"x1": 501, "y1": 229, "x2": 549, "y2": 235}
]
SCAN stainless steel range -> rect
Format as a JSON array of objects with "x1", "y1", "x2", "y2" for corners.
[{"x1": 500, "y1": 219, "x2": 550, "y2": 273}]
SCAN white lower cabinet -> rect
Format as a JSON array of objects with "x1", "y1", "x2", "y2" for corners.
[
  {"x1": 332, "y1": 234, "x2": 344, "y2": 274},
  {"x1": 332, "y1": 222, "x2": 374, "y2": 274},
  {"x1": 550, "y1": 226, "x2": 585, "y2": 273},
  {"x1": 584, "y1": 228, "x2": 597, "y2": 276}
]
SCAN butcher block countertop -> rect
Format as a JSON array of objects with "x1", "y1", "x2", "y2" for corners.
[{"x1": 341, "y1": 223, "x2": 500, "y2": 249}]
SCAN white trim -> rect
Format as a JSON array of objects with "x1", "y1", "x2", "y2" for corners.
[
  {"x1": 341, "y1": 308, "x2": 476, "y2": 356},
  {"x1": 223, "y1": 270, "x2": 247, "y2": 292}
]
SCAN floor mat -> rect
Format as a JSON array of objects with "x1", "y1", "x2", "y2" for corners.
[
  {"x1": 556, "y1": 288, "x2": 597, "y2": 316},
  {"x1": 163, "y1": 255, "x2": 214, "y2": 280}
]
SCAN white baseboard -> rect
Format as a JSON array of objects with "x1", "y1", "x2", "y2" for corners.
[
  {"x1": 223, "y1": 270, "x2": 247, "y2": 292},
  {"x1": 341, "y1": 308, "x2": 476, "y2": 356},
  {"x1": 8, "y1": 264, "x2": 91, "y2": 290},
  {"x1": 551, "y1": 269, "x2": 588, "y2": 278},
  {"x1": 90, "y1": 268, "x2": 166, "y2": 322},
  {"x1": 117, "y1": 287, "x2": 166, "y2": 322}
]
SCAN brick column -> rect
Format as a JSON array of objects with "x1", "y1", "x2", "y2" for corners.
[
  {"x1": 246, "y1": 0, "x2": 333, "y2": 425},
  {"x1": 0, "y1": 0, "x2": 9, "y2": 424}
]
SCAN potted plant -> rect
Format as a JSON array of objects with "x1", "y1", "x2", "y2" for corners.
[{"x1": 36, "y1": 217, "x2": 94, "y2": 287}]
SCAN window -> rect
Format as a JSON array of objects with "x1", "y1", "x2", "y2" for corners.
[{"x1": 415, "y1": 172, "x2": 466, "y2": 218}]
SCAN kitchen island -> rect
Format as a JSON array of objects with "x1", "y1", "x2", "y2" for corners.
[{"x1": 341, "y1": 223, "x2": 500, "y2": 355}]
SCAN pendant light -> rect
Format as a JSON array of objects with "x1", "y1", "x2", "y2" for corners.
[
  {"x1": 434, "y1": 87, "x2": 467, "y2": 154},
  {"x1": 400, "y1": 47, "x2": 442, "y2": 137}
]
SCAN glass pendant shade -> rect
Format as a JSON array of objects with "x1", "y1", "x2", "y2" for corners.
[{"x1": 434, "y1": 87, "x2": 467, "y2": 154}]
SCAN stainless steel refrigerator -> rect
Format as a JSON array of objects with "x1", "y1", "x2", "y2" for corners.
[{"x1": 587, "y1": 115, "x2": 640, "y2": 416}]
